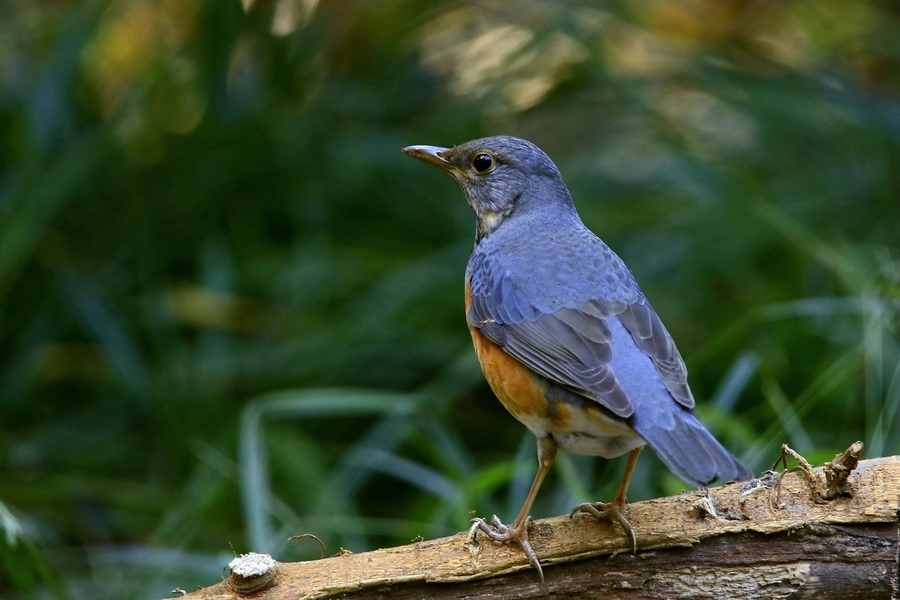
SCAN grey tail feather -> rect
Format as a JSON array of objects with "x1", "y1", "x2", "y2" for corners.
[{"x1": 633, "y1": 409, "x2": 753, "y2": 487}]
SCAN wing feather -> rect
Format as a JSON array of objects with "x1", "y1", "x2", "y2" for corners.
[{"x1": 469, "y1": 287, "x2": 694, "y2": 417}]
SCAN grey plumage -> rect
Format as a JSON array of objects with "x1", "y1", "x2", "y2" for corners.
[{"x1": 459, "y1": 136, "x2": 751, "y2": 486}]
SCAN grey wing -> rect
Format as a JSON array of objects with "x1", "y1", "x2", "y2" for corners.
[
  {"x1": 615, "y1": 301, "x2": 694, "y2": 409},
  {"x1": 469, "y1": 288, "x2": 695, "y2": 418},
  {"x1": 471, "y1": 293, "x2": 756, "y2": 486}
]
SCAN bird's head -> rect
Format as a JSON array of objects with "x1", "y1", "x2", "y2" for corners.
[{"x1": 403, "y1": 136, "x2": 573, "y2": 242}]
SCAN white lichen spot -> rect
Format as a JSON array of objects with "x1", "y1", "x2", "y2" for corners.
[{"x1": 229, "y1": 552, "x2": 276, "y2": 577}]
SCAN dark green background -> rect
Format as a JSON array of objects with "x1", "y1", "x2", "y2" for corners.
[{"x1": 1, "y1": 1, "x2": 898, "y2": 597}]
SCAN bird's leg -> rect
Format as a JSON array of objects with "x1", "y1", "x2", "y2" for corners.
[
  {"x1": 570, "y1": 446, "x2": 642, "y2": 553},
  {"x1": 469, "y1": 436, "x2": 557, "y2": 581}
]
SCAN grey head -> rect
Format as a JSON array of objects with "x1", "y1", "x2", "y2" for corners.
[{"x1": 402, "y1": 136, "x2": 576, "y2": 242}]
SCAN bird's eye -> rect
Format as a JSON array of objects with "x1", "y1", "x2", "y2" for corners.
[{"x1": 472, "y1": 152, "x2": 494, "y2": 174}]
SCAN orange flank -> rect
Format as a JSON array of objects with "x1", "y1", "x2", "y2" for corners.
[{"x1": 465, "y1": 281, "x2": 571, "y2": 431}]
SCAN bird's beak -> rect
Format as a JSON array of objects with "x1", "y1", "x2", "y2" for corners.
[{"x1": 402, "y1": 145, "x2": 465, "y2": 179}]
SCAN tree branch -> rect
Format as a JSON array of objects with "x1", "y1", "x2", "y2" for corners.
[{"x1": 173, "y1": 454, "x2": 900, "y2": 599}]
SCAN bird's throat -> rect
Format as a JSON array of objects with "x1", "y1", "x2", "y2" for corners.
[{"x1": 471, "y1": 196, "x2": 517, "y2": 242}]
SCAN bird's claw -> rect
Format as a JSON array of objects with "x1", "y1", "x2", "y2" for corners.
[
  {"x1": 467, "y1": 515, "x2": 544, "y2": 581},
  {"x1": 571, "y1": 500, "x2": 637, "y2": 554}
]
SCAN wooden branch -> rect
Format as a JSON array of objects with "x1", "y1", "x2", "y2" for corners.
[{"x1": 173, "y1": 455, "x2": 900, "y2": 600}]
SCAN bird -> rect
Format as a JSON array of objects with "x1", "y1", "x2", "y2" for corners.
[{"x1": 402, "y1": 136, "x2": 752, "y2": 580}]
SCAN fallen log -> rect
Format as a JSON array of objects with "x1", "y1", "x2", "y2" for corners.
[{"x1": 173, "y1": 452, "x2": 900, "y2": 599}]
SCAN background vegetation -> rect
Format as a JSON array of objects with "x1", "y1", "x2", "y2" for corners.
[{"x1": 1, "y1": 0, "x2": 898, "y2": 597}]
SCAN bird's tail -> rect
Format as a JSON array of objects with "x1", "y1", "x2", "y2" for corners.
[{"x1": 633, "y1": 408, "x2": 752, "y2": 487}]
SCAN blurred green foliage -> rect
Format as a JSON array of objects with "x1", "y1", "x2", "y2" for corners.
[{"x1": 1, "y1": 0, "x2": 899, "y2": 597}]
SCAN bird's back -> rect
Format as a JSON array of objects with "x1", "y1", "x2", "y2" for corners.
[{"x1": 466, "y1": 211, "x2": 643, "y2": 317}]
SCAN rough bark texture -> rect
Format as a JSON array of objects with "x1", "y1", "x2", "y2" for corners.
[{"x1": 173, "y1": 455, "x2": 900, "y2": 600}]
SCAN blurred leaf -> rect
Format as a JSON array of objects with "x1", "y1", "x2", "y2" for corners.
[
  {"x1": 238, "y1": 388, "x2": 419, "y2": 553},
  {"x1": 0, "y1": 502, "x2": 60, "y2": 597}
]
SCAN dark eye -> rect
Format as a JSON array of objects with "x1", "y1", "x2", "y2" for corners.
[{"x1": 472, "y1": 153, "x2": 494, "y2": 173}]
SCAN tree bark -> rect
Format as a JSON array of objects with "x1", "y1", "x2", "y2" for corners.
[{"x1": 173, "y1": 454, "x2": 900, "y2": 600}]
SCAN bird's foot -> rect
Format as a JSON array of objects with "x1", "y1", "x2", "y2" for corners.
[
  {"x1": 466, "y1": 515, "x2": 544, "y2": 581},
  {"x1": 570, "y1": 499, "x2": 637, "y2": 553}
]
